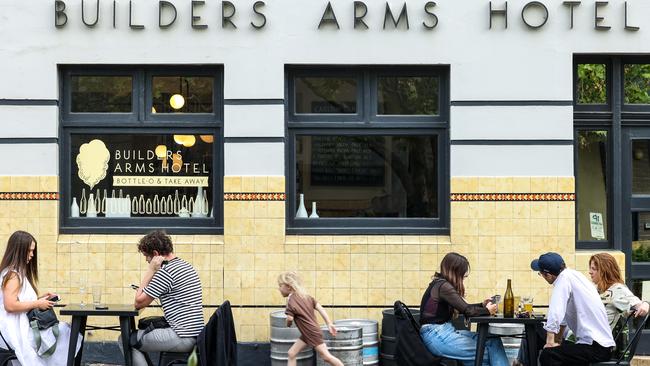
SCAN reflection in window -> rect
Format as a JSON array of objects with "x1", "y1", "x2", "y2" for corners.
[
  {"x1": 152, "y1": 76, "x2": 214, "y2": 113},
  {"x1": 576, "y1": 130, "x2": 608, "y2": 241},
  {"x1": 624, "y1": 64, "x2": 650, "y2": 104},
  {"x1": 71, "y1": 76, "x2": 132, "y2": 113},
  {"x1": 632, "y1": 212, "x2": 650, "y2": 262},
  {"x1": 576, "y1": 64, "x2": 607, "y2": 104},
  {"x1": 377, "y1": 76, "x2": 439, "y2": 115},
  {"x1": 295, "y1": 77, "x2": 357, "y2": 114},
  {"x1": 70, "y1": 134, "x2": 214, "y2": 219},
  {"x1": 295, "y1": 135, "x2": 438, "y2": 218},
  {"x1": 632, "y1": 140, "x2": 650, "y2": 195}
]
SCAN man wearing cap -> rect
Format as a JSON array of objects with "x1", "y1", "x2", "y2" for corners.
[{"x1": 531, "y1": 252, "x2": 614, "y2": 366}]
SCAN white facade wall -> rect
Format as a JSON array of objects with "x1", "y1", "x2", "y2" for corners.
[{"x1": 2, "y1": 0, "x2": 650, "y2": 175}]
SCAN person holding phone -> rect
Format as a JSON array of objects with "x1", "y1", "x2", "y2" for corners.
[
  {"x1": 0, "y1": 230, "x2": 81, "y2": 365},
  {"x1": 118, "y1": 230, "x2": 204, "y2": 366}
]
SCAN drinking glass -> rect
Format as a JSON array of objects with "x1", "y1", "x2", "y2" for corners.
[
  {"x1": 79, "y1": 285, "x2": 86, "y2": 307},
  {"x1": 522, "y1": 296, "x2": 534, "y2": 313},
  {"x1": 92, "y1": 286, "x2": 102, "y2": 306}
]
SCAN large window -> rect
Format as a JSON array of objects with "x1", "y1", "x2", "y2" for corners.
[
  {"x1": 60, "y1": 66, "x2": 223, "y2": 233},
  {"x1": 286, "y1": 67, "x2": 449, "y2": 234}
]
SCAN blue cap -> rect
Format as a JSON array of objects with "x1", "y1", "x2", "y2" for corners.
[{"x1": 531, "y1": 252, "x2": 565, "y2": 276}]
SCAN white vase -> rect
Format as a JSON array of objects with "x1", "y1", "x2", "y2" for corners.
[
  {"x1": 86, "y1": 194, "x2": 97, "y2": 217},
  {"x1": 296, "y1": 194, "x2": 308, "y2": 218},
  {"x1": 192, "y1": 187, "x2": 206, "y2": 217},
  {"x1": 71, "y1": 197, "x2": 80, "y2": 218},
  {"x1": 309, "y1": 201, "x2": 319, "y2": 219}
]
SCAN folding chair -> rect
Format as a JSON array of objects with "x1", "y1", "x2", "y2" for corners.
[{"x1": 591, "y1": 311, "x2": 650, "y2": 365}]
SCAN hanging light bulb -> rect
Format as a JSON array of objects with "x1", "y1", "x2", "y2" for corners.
[
  {"x1": 173, "y1": 135, "x2": 195, "y2": 147},
  {"x1": 169, "y1": 94, "x2": 185, "y2": 110},
  {"x1": 155, "y1": 145, "x2": 167, "y2": 159},
  {"x1": 182, "y1": 135, "x2": 196, "y2": 147},
  {"x1": 200, "y1": 135, "x2": 214, "y2": 143}
]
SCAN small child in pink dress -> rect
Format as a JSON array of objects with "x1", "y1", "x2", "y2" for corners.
[{"x1": 277, "y1": 271, "x2": 344, "y2": 366}]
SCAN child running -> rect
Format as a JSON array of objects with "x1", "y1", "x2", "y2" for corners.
[{"x1": 277, "y1": 271, "x2": 344, "y2": 366}]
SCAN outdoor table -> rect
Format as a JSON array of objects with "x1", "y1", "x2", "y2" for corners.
[
  {"x1": 60, "y1": 304, "x2": 141, "y2": 366},
  {"x1": 469, "y1": 315, "x2": 545, "y2": 366}
]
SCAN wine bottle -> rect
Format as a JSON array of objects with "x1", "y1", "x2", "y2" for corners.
[{"x1": 504, "y1": 279, "x2": 514, "y2": 318}]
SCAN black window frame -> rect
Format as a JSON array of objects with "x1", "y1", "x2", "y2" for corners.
[
  {"x1": 285, "y1": 65, "x2": 450, "y2": 235},
  {"x1": 59, "y1": 65, "x2": 224, "y2": 234}
]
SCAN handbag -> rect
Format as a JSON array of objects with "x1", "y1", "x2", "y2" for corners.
[
  {"x1": 27, "y1": 308, "x2": 59, "y2": 330},
  {"x1": 26, "y1": 308, "x2": 60, "y2": 357},
  {"x1": 130, "y1": 316, "x2": 170, "y2": 349}
]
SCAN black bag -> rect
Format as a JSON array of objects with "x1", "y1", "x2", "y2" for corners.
[
  {"x1": 27, "y1": 308, "x2": 59, "y2": 330},
  {"x1": 138, "y1": 316, "x2": 169, "y2": 330},
  {"x1": 130, "y1": 316, "x2": 170, "y2": 349},
  {"x1": 393, "y1": 300, "x2": 458, "y2": 366}
]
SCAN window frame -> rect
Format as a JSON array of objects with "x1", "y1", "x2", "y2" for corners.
[
  {"x1": 59, "y1": 65, "x2": 224, "y2": 234},
  {"x1": 285, "y1": 66, "x2": 450, "y2": 235}
]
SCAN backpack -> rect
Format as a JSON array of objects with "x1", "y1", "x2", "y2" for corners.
[{"x1": 393, "y1": 300, "x2": 459, "y2": 366}]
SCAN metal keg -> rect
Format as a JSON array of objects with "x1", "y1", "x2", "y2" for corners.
[
  {"x1": 316, "y1": 326, "x2": 363, "y2": 366},
  {"x1": 334, "y1": 319, "x2": 379, "y2": 365},
  {"x1": 270, "y1": 310, "x2": 314, "y2": 366}
]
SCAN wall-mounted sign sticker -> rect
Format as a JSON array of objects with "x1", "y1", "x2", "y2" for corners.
[
  {"x1": 76, "y1": 139, "x2": 110, "y2": 190},
  {"x1": 590, "y1": 212, "x2": 605, "y2": 240}
]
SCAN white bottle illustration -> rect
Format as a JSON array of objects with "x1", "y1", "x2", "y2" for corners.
[
  {"x1": 86, "y1": 194, "x2": 97, "y2": 217},
  {"x1": 71, "y1": 197, "x2": 80, "y2": 218},
  {"x1": 309, "y1": 201, "x2": 319, "y2": 219},
  {"x1": 296, "y1": 194, "x2": 308, "y2": 218},
  {"x1": 192, "y1": 187, "x2": 206, "y2": 217}
]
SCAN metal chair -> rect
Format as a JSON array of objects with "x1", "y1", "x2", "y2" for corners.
[
  {"x1": 591, "y1": 311, "x2": 650, "y2": 365},
  {"x1": 158, "y1": 351, "x2": 190, "y2": 366},
  {"x1": 0, "y1": 330, "x2": 17, "y2": 366}
]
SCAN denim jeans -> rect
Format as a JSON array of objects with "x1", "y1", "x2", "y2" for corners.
[{"x1": 420, "y1": 322, "x2": 510, "y2": 366}]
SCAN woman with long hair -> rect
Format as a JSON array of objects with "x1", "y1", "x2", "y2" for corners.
[
  {"x1": 0, "y1": 230, "x2": 81, "y2": 365},
  {"x1": 420, "y1": 252, "x2": 509, "y2": 366}
]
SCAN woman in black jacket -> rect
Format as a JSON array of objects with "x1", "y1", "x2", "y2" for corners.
[{"x1": 419, "y1": 252, "x2": 509, "y2": 366}]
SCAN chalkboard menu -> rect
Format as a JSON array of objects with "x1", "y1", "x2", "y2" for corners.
[{"x1": 310, "y1": 136, "x2": 385, "y2": 186}]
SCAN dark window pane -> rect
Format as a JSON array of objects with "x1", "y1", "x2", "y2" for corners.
[
  {"x1": 71, "y1": 76, "x2": 132, "y2": 113},
  {"x1": 295, "y1": 135, "x2": 438, "y2": 218},
  {"x1": 152, "y1": 76, "x2": 214, "y2": 113},
  {"x1": 632, "y1": 212, "x2": 650, "y2": 263},
  {"x1": 70, "y1": 134, "x2": 215, "y2": 219},
  {"x1": 378, "y1": 76, "x2": 439, "y2": 115},
  {"x1": 294, "y1": 77, "x2": 357, "y2": 114},
  {"x1": 624, "y1": 64, "x2": 650, "y2": 104},
  {"x1": 632, "y1": 140, "x2": 650, "y2": 194},
  {"x1": 576, "y1": 64, "x2": 607, "y2": 104},
  {"x1": 576, "y1": 130, "x2": 608, "y2": 241}
]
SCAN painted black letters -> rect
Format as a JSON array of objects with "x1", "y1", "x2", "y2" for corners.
[
  {"x1": 251, "y1": 1, "x2": 266, "y2": 29},
  {"x1": 384, "y1": 2, "x2": 409, "y2": 30},
  {"x1": 423, "y1": 1, "x2": 438, "y2": 29},
  {"x1": 55, "y1": 0, "x2": 68, "y2": 28},
  {"x1": 489, "y1": 1, "x2": 507, "y2": 29},
  {"x1": 159, "y1": 1, "x2": 177, "y2": 28},
  {"x1": 192, "y1": 0, "x2": 208, "y2": 29}
]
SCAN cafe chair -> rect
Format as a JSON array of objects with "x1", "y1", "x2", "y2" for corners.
[
  {"x1": 158, "y1": 351, "x2": 191, "y2": 366},
  {"x1": 0, "y1": 330, "x2": 17, "y2": 366},
  {"x1": 591, "y1": 311, "x2": 650, "y2": 366}
]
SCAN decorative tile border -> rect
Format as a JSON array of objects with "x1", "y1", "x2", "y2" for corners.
[
  {"x1": 451, "y1": 193, "x2": 575, "y2": 202},
  {"x1": 0, "y1": 192, "x2": 59, "y2": 200},
  {"x1": 224, "y1": 192, "x2": 286, "y2": 201}
]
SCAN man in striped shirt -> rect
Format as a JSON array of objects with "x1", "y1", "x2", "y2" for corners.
[{"x1": 119, "y1": 230, "x2": 204, "y2": 366}]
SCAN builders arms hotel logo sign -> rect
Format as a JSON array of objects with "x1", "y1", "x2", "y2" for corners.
[{"x1": 51, "y1": 0, "x2": 643, "y2": 32}]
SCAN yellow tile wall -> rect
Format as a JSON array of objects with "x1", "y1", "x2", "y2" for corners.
[{"x1": 0, "y1": 176, "x2": 625, "y2": 342}]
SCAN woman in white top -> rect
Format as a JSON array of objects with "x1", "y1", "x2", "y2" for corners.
[{"x1": 0, "y1": 230, "x2": 81, "y2": 365}]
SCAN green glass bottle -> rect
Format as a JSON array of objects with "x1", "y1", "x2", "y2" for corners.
[{"x1": 504, "y1": 279, "x2": 514, "y2": 318}]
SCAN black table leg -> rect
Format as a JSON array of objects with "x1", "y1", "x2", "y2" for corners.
[
  {"x1": 120, "y1": 316, "x2": 134, "y2": 366},
  {"x1": 525, "y1": 324, "x2": 538, "y2": 366},
  {"x1": 475, "y1": 323, "x2": 489, "y2": 366},
  {"x1": 67, "y1": 315, "x2": 87, "y2": 366}
]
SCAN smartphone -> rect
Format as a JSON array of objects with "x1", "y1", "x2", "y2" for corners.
[
  {"x1": 130, "y1": 284, "x2": 139, "y2": 290},
  {"x1": 49, "y1": 295, "x2": 60, "y2": 302}
]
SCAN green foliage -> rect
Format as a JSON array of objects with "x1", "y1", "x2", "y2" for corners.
[
  {"x1": 187, "y1": 346, "x2": 198, "y2": 366},
  {"x1": 624, "y1": 64, "x2": 650, "y2": 104},
  {"x1": 577, "y1": 64, "x2": 606, "y2": 104},
  {"x1": 631, "y1": 243, "x2": 650, "y2": 262}
]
